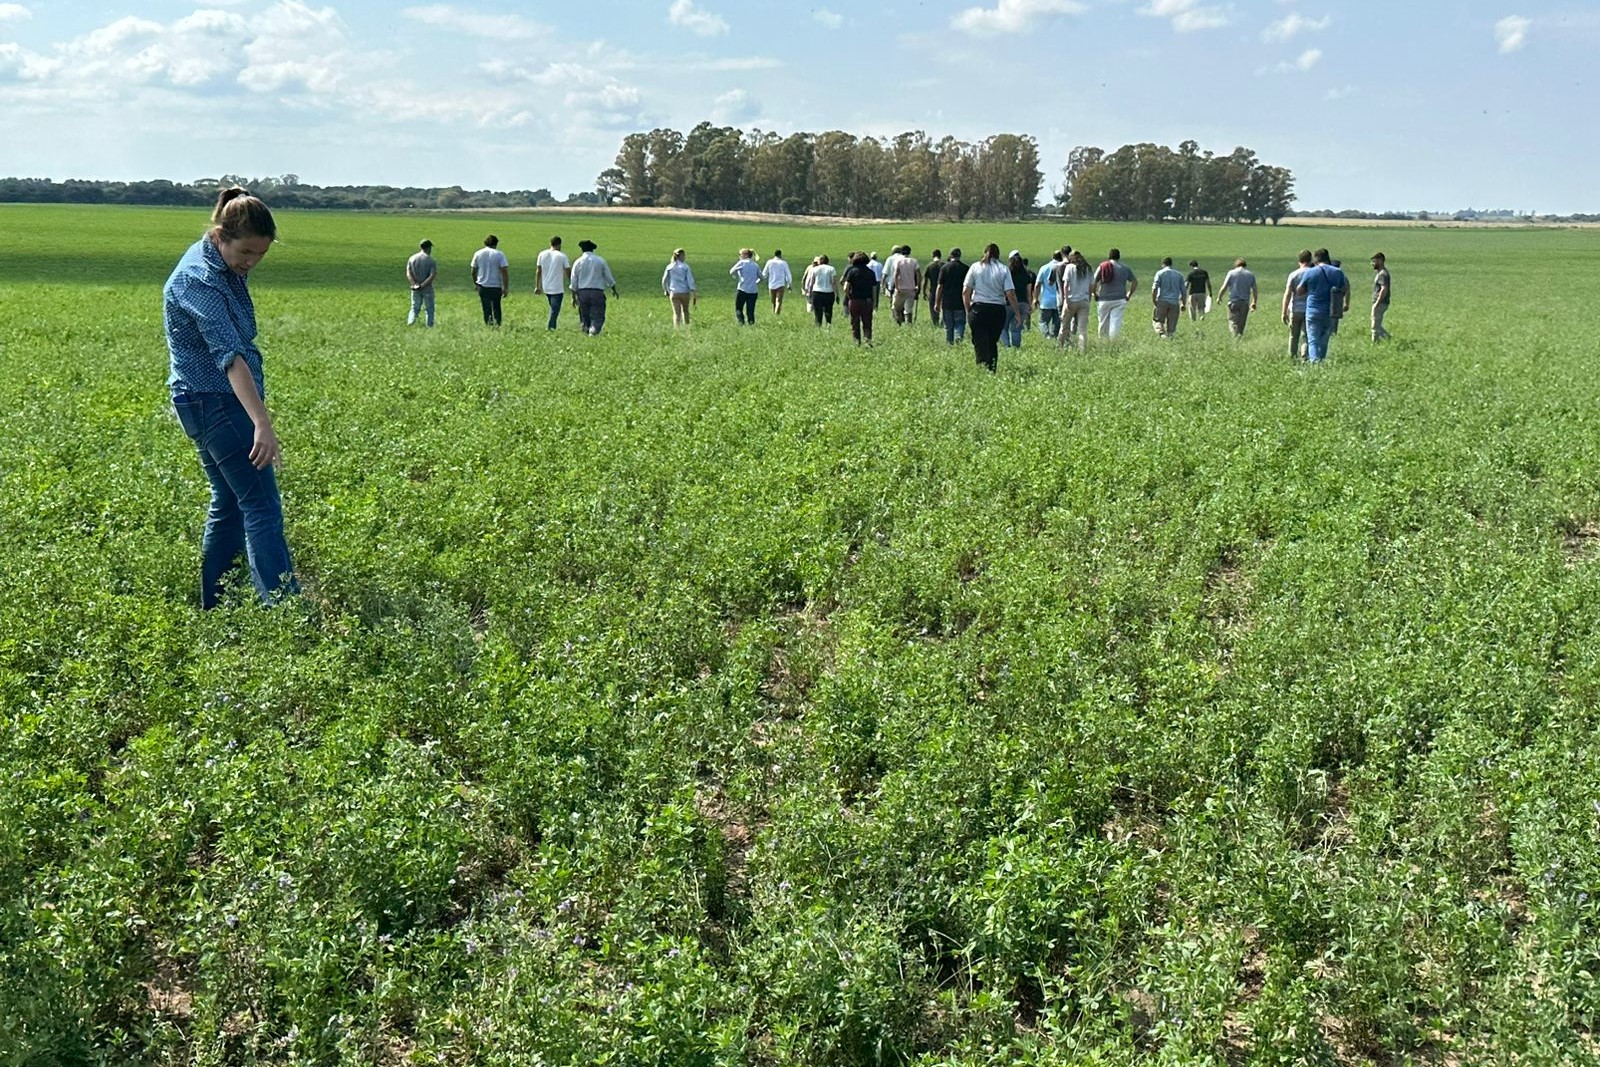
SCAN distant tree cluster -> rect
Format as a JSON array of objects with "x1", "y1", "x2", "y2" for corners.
[
  {"x1": 600, "y1": 123, "x2": 1043, "y2": 219},
  {"x1": 0, "y1": 174, "x2": 594, "y2": 211},
  {"x1": 1058, "y1": 142, "x2": 1296, "y2": 224}
]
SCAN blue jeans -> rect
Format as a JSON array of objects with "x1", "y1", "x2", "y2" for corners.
[
  {"x1": 172, "y1": 392, "x2": 297, "y2": 608},
  {"x1": 1305, "y1": 310, "x2": 1332, "y2": 363},
  {"x1": 735, "y1": 290, "x2": 757, "y2": 324},
  {"x1": 546, "y1": 293, "x2": 563, "y2": 330},
  {"x1": 1002, "y1": 301, "x2": 1029, "y2": 347},
  {"x1": 943, "y1": 306, "x2": 966, "y2": 345},
  {"x1": 1038, "y1": 306, "x2": 1060, "y2": 338},
  {"x1": 408, "y1": 287, "x2": 434, "y2": 326}
]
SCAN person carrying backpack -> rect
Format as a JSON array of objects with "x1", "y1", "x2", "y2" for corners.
[{"x1": 1092, "y1": 248, "x2": 1136, "y2": 340}]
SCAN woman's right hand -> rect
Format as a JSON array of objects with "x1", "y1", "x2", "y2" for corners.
[{"x1": 249, "y1": 420, "x2": 281, "y2": 470}]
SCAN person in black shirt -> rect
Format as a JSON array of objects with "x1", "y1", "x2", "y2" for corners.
[
  {"x1": 1185, "y1": 260, "x2": 1212, "y2": 321},
  {"x1": 1004, "y1": 251, "x2": 1035, "y2": 348},
  {"x1": 841, "y1": 252, "x2": 878, "y2": 345},
  {"x1": 935, "y1": 247, "x2": 969, "y2": 345},
  {"x1": 923, "y1": 250, "x2": 944, "y2": 329}
]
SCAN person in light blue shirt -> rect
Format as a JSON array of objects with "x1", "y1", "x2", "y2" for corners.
[
  {"x1": 1150, "y1": 257, "x2": 1186, "y2": 338},
  {"x1": 1034, "y1": 250, "x2": 1063, "y2": 339},
  {"x1": 730, "y1": 248, "x2": 761, "y2": 325},
  {"x1": 164, "y1": 187, "x2": 297, "y2": 608},
  {"x1": 1294, "y1": 248, "x2": 1348, "y2": 363}
]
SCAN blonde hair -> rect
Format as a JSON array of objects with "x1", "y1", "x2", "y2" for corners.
[{"x1": 210, "y1": 187, "x2": 276, "y2": 243}]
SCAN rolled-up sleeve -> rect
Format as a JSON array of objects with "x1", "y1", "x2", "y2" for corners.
[{"x1": 171, "y1": 273, "x2": 245, "y2": 375}]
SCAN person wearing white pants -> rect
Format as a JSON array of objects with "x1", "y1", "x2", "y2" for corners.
[{"x1": 1091, "y1": 248, "x2": 1136, "y2": 340}]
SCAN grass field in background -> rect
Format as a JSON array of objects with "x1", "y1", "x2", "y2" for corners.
[{"x1": 3, "y1": 204, "x2": 1600, "y2": 1065}]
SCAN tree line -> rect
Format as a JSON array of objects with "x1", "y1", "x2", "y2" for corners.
[
  {"x1": 1059, "y1": 142, "x2": 1296, "y2": 224},
  {"x1": 599, "y1": 124, "x2": 1044, "y2": 219},
  {"x1": 0, "y1": 175, "x2": 598, "y2": 211}
]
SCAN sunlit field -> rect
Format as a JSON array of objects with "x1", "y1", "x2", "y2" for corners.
[{"x1": 4, "y1": 204, "x2": 1600, "y2": 1065}]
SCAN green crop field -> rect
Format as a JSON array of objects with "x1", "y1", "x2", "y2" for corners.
[{"x1": 3, "y1": 203, "x2": 1600, "y2": 1065}]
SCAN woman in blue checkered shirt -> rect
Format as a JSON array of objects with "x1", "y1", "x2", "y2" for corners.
[{"x1": 164, "y1": 187, "x2": 297, "y2": 608}]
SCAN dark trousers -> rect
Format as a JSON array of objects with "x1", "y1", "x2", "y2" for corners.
[
  {"x1": 848, "y1": 298, "x2": 874, "y2": 344},
  {"x1": 576, "y1": 289, "x2": 607, "y2": 334},
  {"x1": 546, "y1": 293, "x2": 563, "y2": 329},
  {"x1": 735, "y1": 290, "x2": 757, "y2": 324},
  {"x1": 969, "y1": 302, "x2": 1006, "y2": 372},
  {"x1": 812, "y1": 291, "x2": 836, "y2": 325},
  {"x1": 477, "y1": 285, "x2": 503, "y2": 326}
]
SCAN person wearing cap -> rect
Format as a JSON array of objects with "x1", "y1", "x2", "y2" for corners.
[
  {"x1": 1219, "y1": 258, "x2": 1258, "y2": 338},
  {"x1": 730, "y1": 248, "x2": 761, "y2": 325},
  {"x1": 867, "y1": 252, "x2": 883, "y2": 308},
  {"x1": 535, "y1": 235, "x2": 571, "y2": 331},
  {"x1": 1370, "y1": 252, "x2": 1392, "y2": 341},
  {"x1": 888, "y1": 245, "x2": 921, "y2": 326},
  {"x1": 470, "y1": 234, "x2": 509, "y2": 326},
  {"x1": 1002, "y1": 251, "x2": 1033, "y2": 348},
  {"x1": 923, "y1": 250, "x2": 944, "y2": 329},
  {"x1": 1185, "y1": 260, "x2": 1212, "y2": 320},
  {"x1": 764, "y1": 250, "x2": 793, "y2": 315},
  {"x1": 935, "y1": 248, "x2": 969, "y2": 346},
  {"x1": 406, "y1": 239, "x2": 437, "y2": 327},
  {"x1": 1091, "y1": 248, "x2": 1136, "y2": 340},
  {"x1": 569, "y1": 239, "x2": 618, "y2": 336},
  {"x1": 1151, "y1": 257, "x2": 1185, "y2": 338}
]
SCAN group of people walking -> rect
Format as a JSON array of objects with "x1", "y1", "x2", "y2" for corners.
[
  {"x1": 407, "y1": 235, "x2": 1395, "y2": 372},
  {"x1": 408, "y1": 234, "x2": 622, "y2": 335},
  {"x1": 168, "y1": 187, "x2": 1401, "y2": 610}
]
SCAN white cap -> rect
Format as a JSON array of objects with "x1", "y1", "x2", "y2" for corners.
[{"x1": 1008, "y1": 249, "x2": 1021, "y2": 259}]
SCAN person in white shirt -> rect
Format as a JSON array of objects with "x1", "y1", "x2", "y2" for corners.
[
  {"x1": 764, "y1": 250, "x2": 793, "y2": 315},
  {"x1": 801, "y1": 256, "x2": 820, "y2": 315},
  {"x1": 1057, "y1": 249, "x2": 1094, "y2": 352},
  {"x1": 569, "y1": 239, "x2": 618, "y2": 336},
  {"x1": 867, "y1": 252, "x2": 884, "y2": 308},
  {"x1": 730, "y1": 248, "x2": 762, "y2": 325},
  {"x1": 807, "y1": 254, "x2": 837, "y2": 327},
  {"x1": 469, "y1": 234, "x2": 509, "y2": 326},
  {"x1": 662, "y1": 248, "x2": 697, "y2": 326},
  {"x1": 534, "y1": 236, "x2": 571, "y2": 331},
  {"x1": 963, "y1": 243, "x2": 1023, "y2": 372}
]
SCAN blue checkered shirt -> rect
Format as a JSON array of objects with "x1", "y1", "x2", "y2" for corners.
[{"x1": 164, "y1": 235, "x2": 265, "y2": 398}]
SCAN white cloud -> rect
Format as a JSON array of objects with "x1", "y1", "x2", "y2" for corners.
[
  {"x1": 1495, "y1": 14, "x2": 1530, "y2": 53},
  {"x1": 1263, "y1": 12, "x2": 1329, "y2": 41},
  {"x1": 400, "y1": 5, "x2": 550, "y2": 41},
  {"x1": 813, "y1": 8, "x2": 843, "y2": 29},
  {"x1": 952, "y1": 0, "x2": 1086, "y2": 36},
  {"x1": 710, "y1": 87, "x2": 760, "y2": 123},
  {"x1": 1323, "y1": 84, "x2": 1355, "y2": 100},
  {"x1": 1139, "y1": 0, "x2": 1231, "y2": 32},
  {"x1": 1295, "y1": 47, "x2": 1321, "y2": 69},
  {"x1": 0, "y1": 4, "x2": 31, "y2": 22},
  {"x1": 668, "y1": 0, "x2": 729, "y2": 37},
  {"x1": 237, "y1": 2, "x2": 350, "y2": 95}
]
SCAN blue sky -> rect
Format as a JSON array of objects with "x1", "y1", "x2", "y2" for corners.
[{"x1": 1, "y1": 1, "x2": 1594, "y2": 213}]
